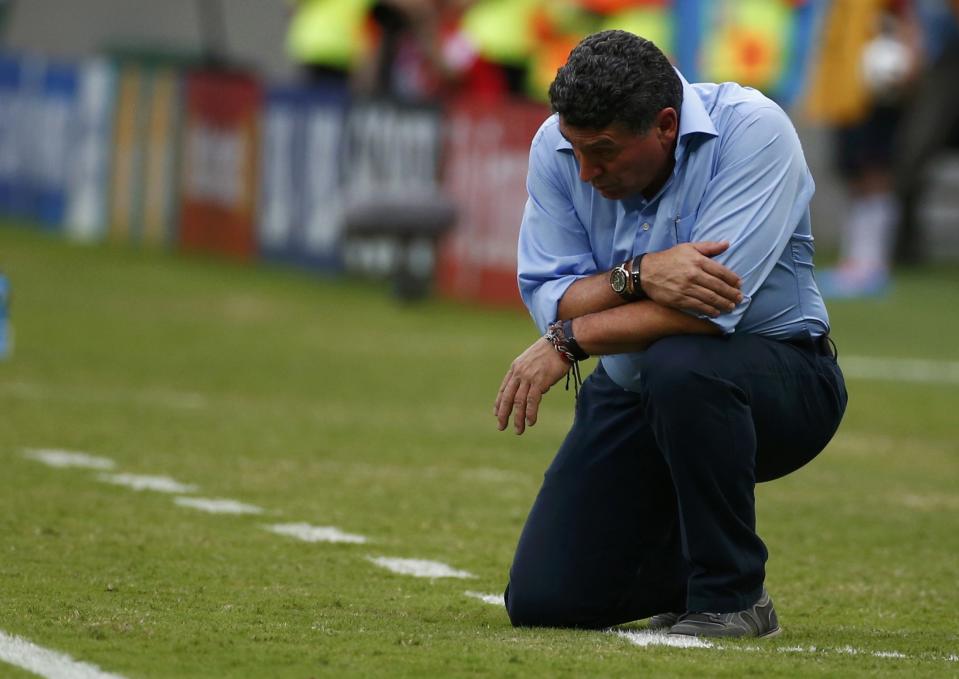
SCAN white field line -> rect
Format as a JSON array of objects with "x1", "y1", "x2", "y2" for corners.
[
  {"x1": 22, "y1": 449, "x2": 116, "y2": 470},
  {"x1": 616, "y1": 631, "x2": 942, "y2": 661},
  {"x1": 264, "y1": 523, "x2": 367, "y2": 544},
  {"x1": 173, "y1": 497, "x2": 264, "y2": 515},
  {"x1": 367, "y1": 556, "x2": 474, "y2": 579},
  {"x1": 97, "y1": 473, "x2": 198, "y2": 494},
  {"x1": 0, "y1": 629, "x2": 127, "y2": 679},
  {"x1": 842, "y1": 355, "x2": 959, "y2": 385},
  {"x1": 617, "y1": 630, "x2": 713, "y2": 649},
  {"x1": 465, "y1": 591, "x2": 504, "y2": 606}
]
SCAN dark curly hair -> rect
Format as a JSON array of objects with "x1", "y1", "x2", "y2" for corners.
[{"x1": 548, "y1": 30, "x2": 683, "y2": 133}]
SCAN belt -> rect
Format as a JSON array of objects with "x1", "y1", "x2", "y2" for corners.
[{"x1": 783, "y1": 334, "x2": 837, "y2": 359}]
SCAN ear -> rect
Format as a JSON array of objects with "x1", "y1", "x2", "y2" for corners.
[{"x1": 655, "y1": 107, "x2": 679, "y2": 144}]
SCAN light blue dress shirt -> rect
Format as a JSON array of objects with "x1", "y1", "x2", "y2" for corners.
[{"x1": 517, "y1": 74, "x2": 830, "y2": 392}]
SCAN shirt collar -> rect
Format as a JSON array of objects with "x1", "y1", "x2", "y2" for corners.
[{"x1": 553, "y1": 69, "x2": 717, "y2": 152}]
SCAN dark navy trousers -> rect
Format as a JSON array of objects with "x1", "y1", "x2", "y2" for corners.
[{"x1": 505, "y1": 332, "x2": 847, "y2": 629}]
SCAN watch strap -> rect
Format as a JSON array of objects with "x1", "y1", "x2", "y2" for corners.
[{"x1": 629, "y1": 253, "x2": 648, "y2": 300}]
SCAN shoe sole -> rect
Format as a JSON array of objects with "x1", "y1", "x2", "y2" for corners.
[{"x1": 759, "y1": 625, "x2": 783, "y2": 639}]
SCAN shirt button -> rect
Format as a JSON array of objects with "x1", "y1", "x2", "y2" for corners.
[{"x1": 642, "y1": 222, "x2": 650, "y2": 231}]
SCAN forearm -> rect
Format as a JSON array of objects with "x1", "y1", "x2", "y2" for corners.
[
  {"x1": 571, "y1": 300, "x2": 722, "y2": 355},
  {"x1": 556, "y1": 272, "x2": 628, "y2": 320}
]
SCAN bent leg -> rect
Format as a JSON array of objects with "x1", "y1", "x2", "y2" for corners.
[
  {"x1": 639, "y1": 334, "x2": 846, "y2": 613},
  {"x1": 505, "y1": 365, "x2": 688, "y2": 629}
]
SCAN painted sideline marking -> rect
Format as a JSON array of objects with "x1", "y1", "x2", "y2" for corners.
[
  {"x1": 0, "y1": 629, "x2": 127, "y2": 679},
  {"x1": 173, "y1": 497, "x2": 264, "y2": 515},
  {"x1": 22, "y1": 449, "x2": 115, "y2": 470},
  {"x1": 98, "y1": 474, "x2": 198, "y2": 494},
  {"x1": 264, "y1": 523, "x2": 367, "y2": 544},
  {"x1": 617, "y1": 631, "x2": 934, "y2": 661},
  {"x1": 617, "y1": 630, "x2": 713, "y2": 650},
  {"x1": 465, "y1": 591, "x2": 504, "y2": 606},
  {"x1": 367, "y1": 557, "x2": 474, "y2": 579},
  {"x1": 842, "y1": 355, "x2": 959, "y2": 385}
]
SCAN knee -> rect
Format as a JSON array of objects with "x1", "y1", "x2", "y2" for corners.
[
  {"x1": 504, "y1": 578, "x2": 602, "y2": 629},
  {"x1": 504, "y1": 579, "x2": 568, "y2": 628}
]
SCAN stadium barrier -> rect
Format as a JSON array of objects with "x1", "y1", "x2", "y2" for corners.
[
  {"x1": 179, "y1": 69, "x2": 261, "y2": 261},
  {"x1": 259, "y1": 84, "x2": 349, "y2": 268},
  {"x1": 0, "y1": 50, "x2": 538, "y2": 304},
  {"x1": 107, "y1": 51, "x2": 187, "y2": 248},
  {"x1": 437, "y1": 96, "x2": 547, "y2": 308},
  {"x1": 0, "y1": 53, "x2": 85, "y2": 230},
  {"x1": 0, "y1": 1, "x2": 820, "y2": 305}
]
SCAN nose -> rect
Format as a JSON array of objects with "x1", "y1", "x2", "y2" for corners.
[{"x1": 578, "y1": 157, "x2": 602, "y2": 183}]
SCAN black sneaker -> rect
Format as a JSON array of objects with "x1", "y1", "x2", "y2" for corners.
[
  {"x1": 647, "y1": 612, "x2": 680, "y2": 630},
  {"x1": 668, "y1": 589, "x2": 781, "y2": 639}
]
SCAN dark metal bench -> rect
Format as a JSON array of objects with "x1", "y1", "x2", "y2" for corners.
[{"x1": 342, "y1": 191, "x2": 457, "y2": 301}]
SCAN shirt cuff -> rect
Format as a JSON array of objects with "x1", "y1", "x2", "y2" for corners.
[{"x1": 523, "y1": 274, "x2": 588, "y2": 333}]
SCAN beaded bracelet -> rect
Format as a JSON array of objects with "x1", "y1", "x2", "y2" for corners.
[
  {"x1": 544, "y1": 319, "x2": 589, "y2": 397},
  {"x1": 545, "y1": 319, "x2": 590, "y2": 363}
]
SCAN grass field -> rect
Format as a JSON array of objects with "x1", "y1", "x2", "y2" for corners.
[{"x1": 1, "y1": 222, "x2": 958, "y2": 678}]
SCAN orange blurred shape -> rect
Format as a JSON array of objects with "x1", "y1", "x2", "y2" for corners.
[{"x1": 577, "y1": 0, "x2": 669, "y2": 14}]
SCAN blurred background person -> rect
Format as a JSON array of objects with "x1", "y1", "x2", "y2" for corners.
[
  {"x1": 807, "y1": 0, "x2": 921, "y2": 299},
  {"x1": 353, "y1": 0, "x2": 518, "y2": 103},
  {"x1": 286, "y1": 0, "x2": 375, "y2": 88},
  {"x1": 892, "y1": 0, "x2": 959, "y2": 265}
]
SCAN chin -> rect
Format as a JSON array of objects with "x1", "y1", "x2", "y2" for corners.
[{"x1": 598, "y1": 186, "x2": 629, "y2": 200}]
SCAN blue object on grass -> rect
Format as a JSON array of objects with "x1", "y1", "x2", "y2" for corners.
[{"x1": 0, "y1": 273, "x2": 9, "y2": 359}]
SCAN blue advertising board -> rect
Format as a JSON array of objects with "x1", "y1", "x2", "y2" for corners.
[
  {"x1": 35, "y1": 60, "x2": 78, "y2": 227},
  {"x1": 66, "y1": 58, "x2": 115, "y2": 242},
  {"x1": 259, "y1": 84, "x2": 348, "y2": 270},
  {"x1": 0, "y1": 54, "x2": 20, "y2": 216}
]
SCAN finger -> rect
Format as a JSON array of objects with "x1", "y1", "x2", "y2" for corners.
[
  {"x1": 512, "y1": 382, "x2": 531, "y2": 435},
  {"x1": 686, "y1": 284, "x2": 737, "y2": 315},
  {"x1": 494, "y1": 366, "x2": 514, "y2": 414},
  {"x1": 497, "y1": 376, "x2": 520, "y2": 431},
  {"x1": 699, "y1": 258, "x2": 742, "y2": 290},
  {"x1": 692, "y1": 271, "x2": 742, "y2": 307},
  {"x1": 525, "y1": 388, "x2": 543, "y2": 427},
  {"x1": 690, "y1": 240, "x2": 729, "y2": 257},
  {"x1": 678, "y1": 292, "x2": 724, "y2": 317}
]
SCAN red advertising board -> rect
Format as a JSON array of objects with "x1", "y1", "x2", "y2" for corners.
[
  {"x1": 437, "y1": 97, "x2": 549, "y2": 308},
  {"x1": 179, "y1": 70, "x2": 261, "y2": 260}
]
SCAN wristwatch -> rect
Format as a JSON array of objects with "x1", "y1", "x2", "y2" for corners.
[{"x1": 610, "y1": 260, "x2": 634, "y2": 300}]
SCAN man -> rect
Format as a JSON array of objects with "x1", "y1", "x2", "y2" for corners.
[{"x1": 494, "y1": 31, "x2": 847, "y2": 638}]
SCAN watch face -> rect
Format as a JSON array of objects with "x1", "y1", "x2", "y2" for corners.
[{"x1": 610, "y1": 267, "x2": 628, "y2": 293}]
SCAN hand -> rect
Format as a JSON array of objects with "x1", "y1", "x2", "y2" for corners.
[
  {"x1": 639, "y1": 241, "x2": 743, "y2": 317},
  {"x1": 494, "y1": 338, "x2": 571, "y2": 435}
]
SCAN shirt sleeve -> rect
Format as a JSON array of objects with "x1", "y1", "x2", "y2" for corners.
[
  {"x1": 517, "y1": 130, "x2": 596, "y2": 333},
  {"x1": 691, "y1": 104, "x2": 814, "y2": 334}
]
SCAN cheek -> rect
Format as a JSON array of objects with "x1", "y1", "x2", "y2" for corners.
[{"x1": 617, "y1": 157, "x2": 653, "y2": 184}]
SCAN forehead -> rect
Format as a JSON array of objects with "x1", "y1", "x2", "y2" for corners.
[{"x1": 558, "y1": 118, "x2": 644, "y2": 149}]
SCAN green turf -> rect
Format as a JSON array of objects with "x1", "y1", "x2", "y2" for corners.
[{"x1": 1, "y1": 222, "x2": 957, "y2": 678}]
